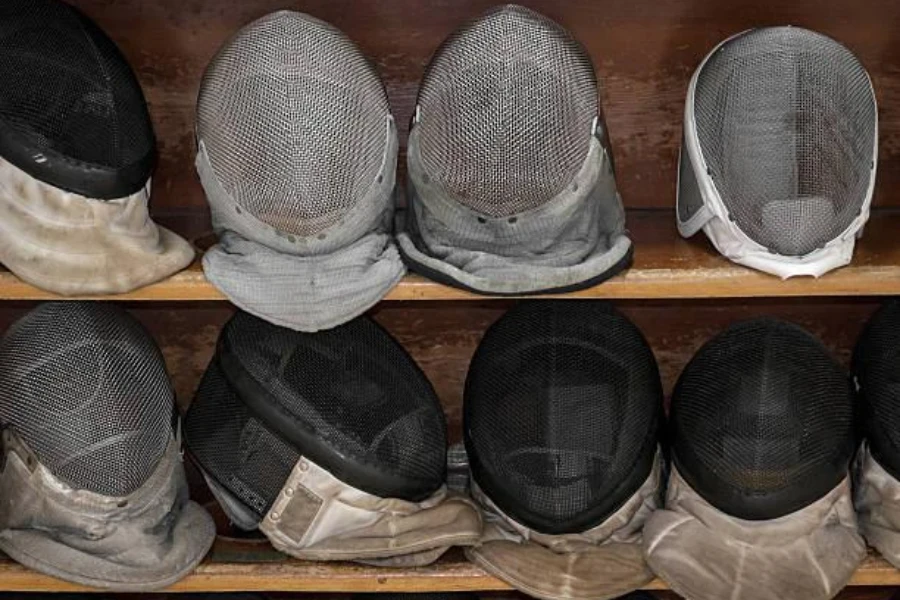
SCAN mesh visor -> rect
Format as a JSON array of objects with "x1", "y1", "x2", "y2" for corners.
[
  {"x1": 0, "y1": 303, "x2": 174, "y2": 497},
  {"x1": 671, "y1": 318, "x2": 856, "y2": 520},
  {"x1": 853, "y1": 300, "x2": 900, "y2": 481},
  {"x1": 186, "y1": 311, "x2": 447, "y2": 516},
  {"x1": 196, "y1": 11, "x2": 391, "y2": 237},
  {"x1": 465, "y1": 301, "x2": 662, "y2": 534},
  {"x1": 415, "y1": 5, "x2": 598, "y2": 217},
  {"x1": 186, "y1": 358, "x2": 299, "y2": 519},
  {"x1": 689, "y1": 27, "x2": 876, "y2": 256},
  {"x1": 0, "y1": 0, "x2": 155, "y2": 198}
]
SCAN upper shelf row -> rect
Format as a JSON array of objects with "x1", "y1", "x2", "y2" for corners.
[{"x1": 4, "y1": 210, "x2": 898, "y2": 302}]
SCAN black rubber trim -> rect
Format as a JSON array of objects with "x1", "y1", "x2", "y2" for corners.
[
  {"x1": 215, "y1": 320, "x2": 443, "y2": 504},
  {"x1": 465, "y1": 402, "x2": 661, "y2": 535},
  {"x1": 0, "y1": 120, "x2": 155, "y2": 199},
  {"x1": 399, "y1": 235, "x2": 634, "y2": 297}
]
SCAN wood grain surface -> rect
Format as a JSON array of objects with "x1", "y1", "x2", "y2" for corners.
[
  {"x1": 57, "y1": 0, "x2": 900, "y2": 223},
  {"x1": 0, "y1": 543, "x2": 894, "y2": 593}
]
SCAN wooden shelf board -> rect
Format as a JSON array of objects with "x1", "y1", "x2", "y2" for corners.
[
  {"x1": 4, "y1": 211, "x2": 900, "y2": 302},
  {"x1": 0, "y1": 542, "x2": 896, "y2": 593}
]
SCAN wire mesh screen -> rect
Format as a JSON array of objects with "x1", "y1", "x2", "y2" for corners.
[
  {"x1": 197, "y1": 11, "x2": 391, "y2": 237},
  {"x1": 416, "y1": 5, "x2": 598, "y2": 217},
  {"x1": 465, "y1": 301, "x2": 661, "y2": 533},
  {"x1": 692, "y1": 27, "x2": 875, "y2": 256},
  {"x1": 671, "y1": 318, "x2": 856, "y2": 520},
  {"x1": 186, "y1": 312, "x2": 447, "y2": 505},
  {"x1": 0, "y1": 303, "x2": 173, "y2": 497},
  {"x1": 186, "y1": 357, "x2": 299, "y2": 518},
  {"x1": 854, "y1": 300, "x2": 900, "y2": 481},
  {"x1": 0, "y1": 0, "x2": 153, "y2": 175}
]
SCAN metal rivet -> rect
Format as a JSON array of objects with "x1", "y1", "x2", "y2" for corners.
[
  {"x1": 285, "y1": 487, "x2": 295, "y2": 497},
  {"x1": 271, "y1": 512, "x2": 280, "y2": 521},
  {"x1": 298, "y1": 460, "x2": 309, "y2": 472}
]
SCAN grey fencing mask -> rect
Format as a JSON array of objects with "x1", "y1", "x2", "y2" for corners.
[
  {"x1": 0, "y1": 0, "x2": 194, "y2": 295},
  {"x1": 0, "y1": 302, "x2": 215, "y2": 590},
  {"x1": 644, "y1": 318, "x2": 864, "y2": 600},
  {"x1": 464, "y1": 301, "x2": 663, "y2": 600},
  {"x1": 196, "y1": 11, "x2": 404, "y2": 332},
  {"x1": 184, "y1": 311, "x2": 481, "y2": 565},
  {"x1": 852, "y1": 300, "x2": 900, "y2": 569},
  {"x1": 677, "y1": 27, "x2": 877, "y2": 279},
  {"x1": 398, "y1": 5, "x2": 632, "y2": 295}
]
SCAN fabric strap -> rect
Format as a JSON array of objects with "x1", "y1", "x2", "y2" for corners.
[
  {"x1": 644, "y1": 466, "x2": 864, "y2": 600},
  {"x1": 0, "y1": 431, "x2": 215, "y2": 590},
  {"x1": 465, "y1": 450, "x2": 662, "y2": 600},
  {"x1": 259, "y1": 456, "x2": 482, "y2": 565},
  {"x1": 0, "y1": 157, "x2": 193, "y2": 295}
]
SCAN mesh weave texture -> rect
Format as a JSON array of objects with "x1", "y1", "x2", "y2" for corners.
[
  {"x1": 0, "y1": 303, "x2": 174, "y2": 497},
  {"x1": 671, "y1": 318, "x2": 856, "y2": 520},
  {"x1": 186, "y1": 312, "x2": 447, "y2": 516},
  {"x1": 186, "y1": 358, "x2": 299, "y2": 517},
  {"x1": 465, "y1": 301, "x2": 661, "y2": 534},
  {"x1": 0, "y1": 0, "x2": 153, "y2": 176},
  {"x1": 416, "y1": 4, "x2": 598, "y2": 218},
  {"x1": 197, "y1": 11, "x2": 391, "y2": 237},
  {"x1": 692, "y1": 27, "x2": 875, "y2": 256},
  {"x1": 853, "y1": 300, "x2": 900, "y2": 481}
]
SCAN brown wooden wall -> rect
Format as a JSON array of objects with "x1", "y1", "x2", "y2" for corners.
[{"x1": 62, "y1": 0, "x2": 900, "y2": 229}]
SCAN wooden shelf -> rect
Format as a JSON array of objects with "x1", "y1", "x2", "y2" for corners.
[
  {"x1": 3, "y1": 210, "x2": 900, "y2": 302},
  {"x1": 0, "y1": 540, "x2": 895, "y2": 593}
]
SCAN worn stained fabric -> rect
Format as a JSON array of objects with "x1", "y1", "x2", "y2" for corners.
[
  {"x1": 643, "y1": 466, "x2": 865, "y2": 600},
  {"x1": 258, "y1": 456, "x2": 482, "y2": 566},
  {"x1": 854, "y1": 442, "x2": 900, "y2": 568},
  {"x1": 197, "y1": 121, "x2": 405, "y2": 333},
  {"x1": 0, "y1": 158, "x2": 193, "y2": 295},
  {"x1": 0, "y1": 432, "x2": 215, "y2": 591},
  {"x1": 398, "y1": 133, "x2": 631, "y2": 295},
  {"x1": 464, "y1": 452, "x2": 662, "y2": 600}
]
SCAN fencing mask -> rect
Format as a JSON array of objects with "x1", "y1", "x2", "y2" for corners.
[
  {"x1": 852, "y1": 300, "x2": 900, "y2": 569},
  {"x1": 0, "y1": 0, "x2": 194, "y2": 295},
  {"x1": 184, "y1": 311, "x2": 481, "y2": 565},
  {"x1": 398, "y1": 5, "x2": 632, "y2": 295},
  {"x1": 464, "y1": 301, "x2": 663, "y2": 600},
  {"x1": 644, "y1": 318, "x2": 863, "y2": 600},
  {"x1": 0, "y1": 302, "x2": 215, "y2": 590},
  {"x1": 196, "y1": 11, "x2": 404, "y2": 332},
  {"x1": 677, "y1": 27, "x2": 877, "y2": 278}
]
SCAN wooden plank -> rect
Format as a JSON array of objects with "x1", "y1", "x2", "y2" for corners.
[
  {"x1": 0, "y1": 543, "x2": 894, "y2": 593},
  {"x1": 2, "y1": 211, "x2": 900, "y2": 302}
]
